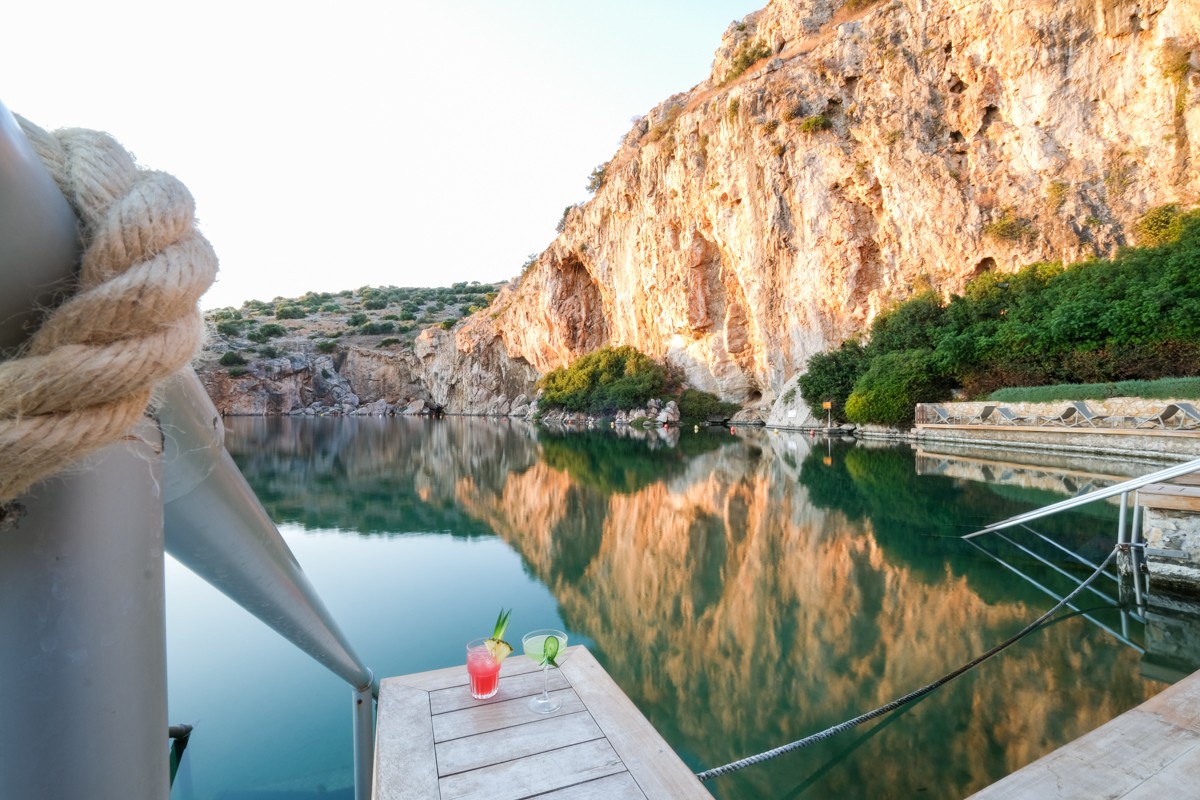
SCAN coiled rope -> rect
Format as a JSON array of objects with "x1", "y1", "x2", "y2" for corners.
[
  {"x1": 0, "y1": 117, "x2": 216, "y2": 507},
  {"x1": 695, "y1": 546, "x2": 1119, "y2": 782}
]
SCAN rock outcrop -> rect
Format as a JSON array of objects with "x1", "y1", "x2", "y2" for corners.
[
  {"x1": 474, "y1": 0, "x2": 1200, "y2": 421},
  {"x1": 202, "y1": 0, "x2": 1200, "y2": 419}
]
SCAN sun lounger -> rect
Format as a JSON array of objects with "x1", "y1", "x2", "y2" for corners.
[
  {"x1": 925, "y1": 405, "x2": 957, "y2": 424},
  {"x1": 1039, "y1": 401, "x2": 1110, "y2": 427},
  {"x1": 1137, "y1": 402, "x2": 1200, "y2": 429},
  {"x1": 965, "y1": 404, "x2": 996, "y2": 424},
  {"x1": 993, "y1": 407, "x2": 1033, "y2": 425}
]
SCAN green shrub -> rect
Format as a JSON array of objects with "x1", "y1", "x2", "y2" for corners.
[
  {"x1": 363, "y1": 297, "x2": 388, "y2": 310},
  {"x1": 799, "y1": 114, "x2": 832, "y2": 134},
  {"x1": 844, "y1": 349, "x2": 953, "y2": 426},
  {"x1": 319, "y1": 303, "x2": 341, "y2": 312},
  {"x1": 219, "y1": 351, "x2": 247, "y2": 366},
  {"x1": 441, "y1": 320, "x2": 454, "y2": 330},
  {"x1": 360, "y1": 321, "x2": 396, "y2": 335},
  {"x1": 1133, "y1": 204, "x2": 1200, "y2": 247},
  {"x1": 275, "y1": 304, "x2": 307, "y2": 319},
  {"x1": 677, "y1": 389, "x2": 740, "y2": 422},
  {"x1": 257, "y1": 345, "x2": 280, "y2": 358},
  {"x1": 538, "y1": 346, "x2": 668, "y2": 414},
  {"x1": 315, "y1": 340, "x2": 337, "y2": 354},
  {"x1": 216, "y1": 320, "x2": 244, "y2": 337},
  {"x1": 346, "y1": 312, "x2": 369, "y2": 327},
  {"x1": 378, "y1": 338, "x2": 401, "y2": 347},
  {"x1": 798, "y1": 341, "x2": 869, "y2": 421},
  {"x1": 227, "y1": 366, "x2": 249, "y2": 377},
  {"x1": 586, "y1": 162, "x2": 608, "y2": 194}
]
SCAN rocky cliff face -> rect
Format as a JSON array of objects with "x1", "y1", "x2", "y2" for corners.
[
  {"x1": 203, "y1": 0, "x2": 1200, "y2": 420},
  {"x1": 471, "y1": 0, "x2": 1200, "y2": 421}
]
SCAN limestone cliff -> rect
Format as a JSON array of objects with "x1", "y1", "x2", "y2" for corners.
[
  {"x1": 202, "y1": 0, "x2": 1200, "y2": 420},
  {"x1": 466, "y1": 0, "x2": 1200, "y2": 422}
]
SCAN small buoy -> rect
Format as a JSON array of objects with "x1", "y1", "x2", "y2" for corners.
[
  {"x1": 693, "y1": 425, "x2": 699, "y2": 433},
  {"x1": 730, "y1": 427, "x2": 736, "y2": 434}
]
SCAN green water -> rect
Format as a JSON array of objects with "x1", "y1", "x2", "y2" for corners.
[{"x1": 167, "y1": 417, "x2": 1177, "y2": 799}]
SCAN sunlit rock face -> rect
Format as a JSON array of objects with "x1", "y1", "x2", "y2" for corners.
[
  {"x1": 468, "y1": 0, "x2": 1200, "y2": 420},
  {"x1": 204, "y1": 0, "x2": 1200, "y2": 418}
]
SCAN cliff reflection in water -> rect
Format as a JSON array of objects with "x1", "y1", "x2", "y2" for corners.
[{"x1": 225, "y1": 418, "x2": 1163, "y2": 800}]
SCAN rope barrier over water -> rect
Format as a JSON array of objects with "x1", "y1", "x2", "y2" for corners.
[{"x1": 695, "y1": 546, "x2": 1119, "y2": 782}]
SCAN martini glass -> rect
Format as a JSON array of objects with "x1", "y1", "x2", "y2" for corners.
[{"x1": 523, "y1": 628, "x2": 567, "y2": 713}]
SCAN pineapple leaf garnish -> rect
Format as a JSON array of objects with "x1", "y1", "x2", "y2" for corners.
[{"x1": 492, "y1": 608, "x2": 512, "y2": 642}]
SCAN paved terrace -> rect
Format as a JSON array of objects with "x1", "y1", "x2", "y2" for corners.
[
  {"x1": 968, "y1": 666, "x2": 1200, "y2": 799},
  {"x1": 914, "y1": 400, "x2": 1200, "y2": 461}
]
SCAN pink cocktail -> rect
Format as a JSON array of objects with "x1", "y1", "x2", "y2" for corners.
[{"x1": 466, "y1": 639, "x2": 501, "y2": 699}]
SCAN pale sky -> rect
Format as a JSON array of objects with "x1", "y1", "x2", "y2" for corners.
[{"x1": 5, "y1": 0, "x2": 762, "y2": 310}]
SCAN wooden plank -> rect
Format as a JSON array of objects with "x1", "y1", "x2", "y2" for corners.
[
  {"x1": 560, "y1": 648, "x2": 712, "y2": 799},
  {"x1": 436, "y1": 709, "x2": 604, "y2": 776},
  {"x1": 431, "y1": 667, "x2": 570, "y2": 715},
  {"x1": 373, "y1": 682, "x2": 439, "y2": 800},
  {"x1": 434, "y1": 689, "x2": 584, "y2": 742},
  {"x1": 531, "y1": 772, "x2": 647, "y2": 799},
  {"x1": 439, "y1": 738, "x2": 625, "y2": 800},
  {"x1": 1140, "y1": 484, "x2": 1200, "y2": 512}
]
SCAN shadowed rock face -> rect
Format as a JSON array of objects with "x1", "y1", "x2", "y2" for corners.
[{"x1": 226, "y1": 418, "x2": 1164, "y2": 798}]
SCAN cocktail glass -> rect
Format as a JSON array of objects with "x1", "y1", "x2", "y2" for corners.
[
  {"x1": 523, "y1": 628, "x2": 567, "y2": 713},
  {"x1": 466, "y1": 638, "x2": 501, "y2": 700}
]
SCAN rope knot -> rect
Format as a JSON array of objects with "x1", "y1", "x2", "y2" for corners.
[{"x1": 0, "y1": 117, "x2": 217, "y2": 504}]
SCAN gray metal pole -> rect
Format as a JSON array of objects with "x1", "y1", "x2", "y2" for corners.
[
  {"x1": 0, "y1": 99, "x2": 169, "y2": 799},
  {"x1": 0, "y1": 103, "x2": 78, "y2": 353},
  {"x1": 352, "y1": 678, "x2": 376, "y2": 800},
  {"x1": 159, "y1": 372, "x2": 375, "y2": 692},
  {"x1": 0, "y1": 420, "x2": 169, "y2": 800}
]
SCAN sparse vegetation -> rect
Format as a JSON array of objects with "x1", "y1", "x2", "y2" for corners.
[
  {"x1": 1046, "y1": 180, "x2": 1069, "y2": 212},
  {"x1": 982, "y1": 209, "x2": 1034, "y2": 241},
  {"x1": 219, "y1": 351, "x2": 247, "y2": 366},
  {"x1": 781, "y1": 101, "x2": 805, "y2": 122},
  {"x1": 724, "y1": 38, "x2": 773, "y2": 83},
  {"x1": 799, "y1": 114, "x2": 832, "y2": 134},
  {"x1": 726, "y1": 98, "x2": 741, "y2": 124},
  {"x1": 586, "y1": 162, "x2": 608, "y2": 194},
  {"x1": 1161, "y1": 39, "x2": 1193, "y2": 118}
]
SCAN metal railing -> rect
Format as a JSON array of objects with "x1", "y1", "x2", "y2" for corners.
[
  {"x1": 0, "y1": 100, "x2": 375, "y2": 800},
  {"x1": 963, "y1": 455, "x2": 1200, "y2": 616}
]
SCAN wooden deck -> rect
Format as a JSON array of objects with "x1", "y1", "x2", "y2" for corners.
[
  {"x1": 968, "y1": 666, "x2": 1200, "y2": 799},
  {"x1": 373, "y1": 645, "x2": 713, "y2": 800}
]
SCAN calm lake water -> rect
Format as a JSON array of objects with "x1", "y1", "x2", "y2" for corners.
[{"x1": 166, "y1": 417, "x2": 1177, "y2": 800}]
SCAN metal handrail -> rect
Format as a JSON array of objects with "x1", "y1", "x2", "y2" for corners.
[{"x1": 963, "y1": 456, "x2": 1200, "y2": 540}]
